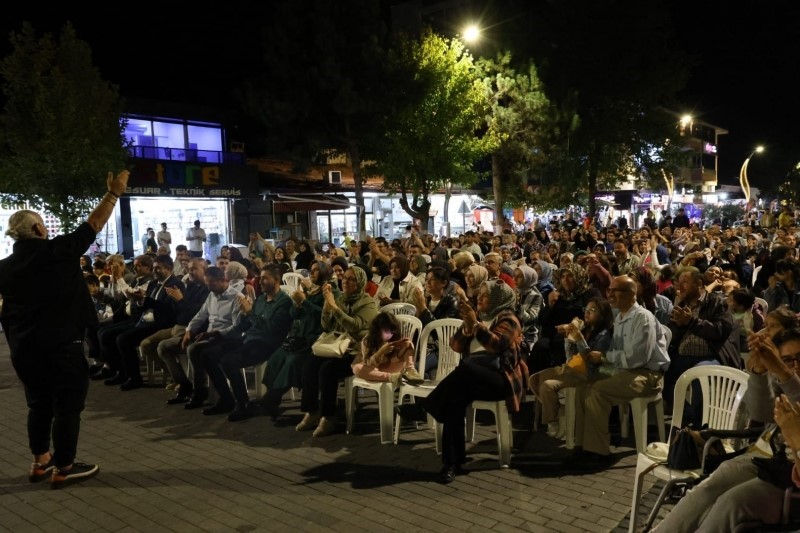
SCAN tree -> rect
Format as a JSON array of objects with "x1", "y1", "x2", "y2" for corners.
[
  {"x1": 370, "y1": 31, "x2": 489, "y2": 232},
  {"x1": 521, "y1": 0, "x2": 690, "y2": 217},
  {"x1": 238, "y1": 0, "x2": 392, "y2": 234},
  {"x1": 0, "y1": 23, "x2": 128, "y2": 231},
  {"x1": 477, "y1": 53, "x2": 554, "y2": 232}
]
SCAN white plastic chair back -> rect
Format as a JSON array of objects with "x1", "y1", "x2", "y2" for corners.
[
  {"x1": 282, "y1": 272, "x2": 304, "y2": 290},
  {"x1": 394, "y1": 314, "x2": 423, "y2": 348},
  {"x1": 671, "y1": 365, "x2": 749, "y2": 433},
  {"x1": 279, "y1": 285, "x2": 295, "y2": 297},
  {"x1": 418, "y1": 318, "x2": 463, "y2": 383},
  {"x1": 380, "y1": 302, "x2": 417, "y2": 316}
]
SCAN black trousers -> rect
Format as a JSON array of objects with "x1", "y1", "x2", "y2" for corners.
[
  {"x1": 11, "y1": 343, "x2": 90, "y2": 468},
  {"x1": 97, "y1": 319, "x2": 135, "y2": 370},
  {"x1": 204, "y1": 339, "x2": 278, "y2": 406},
  {"x1": 424, "y1": 362, "x2": 507, "y2": 467},
  {"x1": 300, "y1": 355, "x2": 354, "y2": 417},
  {"x1": 116, "y1": 324, "x2": 161, "y2": 380},
  {"x1": 199, "y1": 338, "x2": 243, "y2": 406}
]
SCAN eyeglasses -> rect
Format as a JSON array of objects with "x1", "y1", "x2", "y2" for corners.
[
  {"x1": 780, "y1": 352, "x2": 800, "y2": 366},
  {"x1": 342, "y1": 276, "x2": 358, "y2": 283},
  {"x1": 584, "y1": 307, "x2": 599, "y2": 313}
]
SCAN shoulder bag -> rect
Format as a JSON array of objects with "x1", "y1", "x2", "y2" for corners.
[{"x1": 311, "y1": 331, "x2": 352, "y2": 358}]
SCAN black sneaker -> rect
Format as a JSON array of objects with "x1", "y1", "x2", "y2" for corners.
[
  {"x1": 90, "y1": 367, "x2": 114, "y2": 381},
  {"x1": 395, "y1": 403, "x2": 428, "y2": 423},
  {"x1": 29, "y1": 458, "x2": 55, "y2": 483},
  {"x1": 50, "y1": 462, "x2": 99, "y2": 489}
]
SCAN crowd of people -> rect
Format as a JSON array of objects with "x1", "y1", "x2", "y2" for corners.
[{"x1": 6, "y1": 183, "x2": 800, "y2": 526}]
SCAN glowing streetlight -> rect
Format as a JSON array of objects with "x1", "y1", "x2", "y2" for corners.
[
  {"x1": 462, "y1": 25, "x2": 480, "y2": 43},
  {"x1": 739, "y1": 145, "x2": 764, "y2": 205}
]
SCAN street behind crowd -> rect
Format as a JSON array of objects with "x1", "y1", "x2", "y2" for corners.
[{"x1": 0, "y1": 336, "x2": 668, "y2": 533}]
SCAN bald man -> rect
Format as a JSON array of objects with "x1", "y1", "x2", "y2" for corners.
[{"x1": 573, "y1": 275, "x2": 671, "y2": 466}]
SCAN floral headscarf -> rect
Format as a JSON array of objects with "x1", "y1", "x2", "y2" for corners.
[
  {"x1": 479, "y1": 279, "x2": 517, "y2": 322},
  {"x1": 557, "y1": 262, "x2": 590, "y2": 301}
]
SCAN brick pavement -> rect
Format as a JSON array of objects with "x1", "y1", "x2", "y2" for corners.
[{"x1": 0, "y1": 337, "x2": 671, "y2": 532}]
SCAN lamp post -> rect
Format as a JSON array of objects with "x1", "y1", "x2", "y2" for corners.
[{"x1": 739, "y1": 146, "x2": 764, "y2": 205}]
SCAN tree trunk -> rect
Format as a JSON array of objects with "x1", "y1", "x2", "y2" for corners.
[
  {"x1": 492, "y1": 153, "x2": 504, "y2": 234},
  {"x1": 346, "y1": 143, "x2": 366, "y2": 238},
  {"x1": 398, "y1": 179, "x2": 430, "y2": 234}
]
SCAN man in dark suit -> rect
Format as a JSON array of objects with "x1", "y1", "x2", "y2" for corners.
[{"x1": 114, "y1": 255, "x2": 185, "y2": 391}]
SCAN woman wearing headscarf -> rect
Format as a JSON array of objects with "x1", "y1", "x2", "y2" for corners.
[
  {"x1": 297, "y1": 264, "x2": 378, "y2": 437},
  {"x1": 514, "y1": 265, "x2": 543, "y2": 361},
  {"x1": 225, "y1": 261, "x2": 251, "y2": 297},
  {"x1": 330, "y1": 256, "x2": 350, "y2": 291},
  {"x1": 530, "y1": 263, "x2": 601, "y2": 373},
  {"x1": 396, "y1": 279, "x2": 528, "y2": 484},
  {"x1": 260, "y1": 261, "x2": 337, "y2": 418},
  {"x1": 533, "y1": 260, "x2": 556, "y2": 303},
  {"x1": 465, "y1": 264, "x2": 488, "y2": 307},
  {"x1": 374, "y1": 255, "x2": 424, "y2": 307},
  {"x1": 409, "y1": 254, "x2": 428, "y2": 286},
  {"x1": 294, "y1": 241, "x2": 316, "y2": 272}
]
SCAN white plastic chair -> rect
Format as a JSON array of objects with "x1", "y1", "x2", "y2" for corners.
[
  {"x1": 279, "y1": 285, "x2": 295, "y2": 297},
  {"x1": 394, "y1": 318, "x2": 462, "y2": 445},
  {"x1": 344, "y1": 315, "x2": 424, "y2": 444},
  {"x1": 466, "y1": 399, "x2": 514, "y2": 468},
  {"x1": 282, "y1": 272, "x2": 304, "y2": 290},
  {"x1": 379, "y1": 302, "x2": 417, "y2": 317},
  {"x1": 627, "y1": 366, "x2": 750, "y2": 533}
]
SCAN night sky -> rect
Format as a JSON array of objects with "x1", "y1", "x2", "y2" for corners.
[{"x1": 2, "y1": 1, "x2": 798, "y2": 190}]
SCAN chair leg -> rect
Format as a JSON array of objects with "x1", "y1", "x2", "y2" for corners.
[
  {"x1": 644, "y1": 479, "x2": 681, "y2": 532},
  {"x1": 434, "y1": 417, "x2": 443, "y2": 455},
  {"x1": 628, "y1": 462, "x2": 648, "y2": 533},
  {"x1": 466, "y1": 406, "x2": 476, "y2": 443},
  {"x1": 345, "y1": 377, "x2": 356, "y2": 435},
  {"x1": 630, "y1": 399, "x2": 649, "y2": 454},
  {"x1": 654, "y1": 399, "x2": 666, "y2": 442},
  {"x1": 378, "y1": 383, "x2": 395, "y2": 444},
  {"x1": 496, "y1": 404, "x2": 511, "y2": 468},
  {"x1": 254, "y1": 362, "x2": 267, "y2": 400},
  {"x1": 565, "y1": 388, "x2": 576, "y2": 449},
  {"x1": 620, "y1": 402, "x2": 631, "y2": 439}
]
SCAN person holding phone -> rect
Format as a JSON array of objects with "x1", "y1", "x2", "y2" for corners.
[{"x1": 351, "y1": 312, "x2": 423, "y2": 388}]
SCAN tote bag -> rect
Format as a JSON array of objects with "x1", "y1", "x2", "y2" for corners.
[{"x1": 311, "y1": 331, "x2": 352, "y2": 358}]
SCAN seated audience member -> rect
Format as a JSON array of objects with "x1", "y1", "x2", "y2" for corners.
[
  {"x1": 727, "y1": 287, "x2": 765, "y2": 365},
  {"x1": 484, "y1": 252, "x2": 515, "y2": 288},
  {"x1": 630, "y1": 266, "x2": 673, "y2": 325},
  {"x1": 651, "y1": 327, "x2": 800, "y2": 532},
  {"x1": 203, "y1": 264, "x2": 293, "y2": 421},
  {"x1": 395, "y1": 279, "x2": 527, "y2": 484},
  {"x1": 260, "y1": 261, "x2": 337, "y2": 418},
  {"x1": 374, "y1": 255, "x2": 424, "y2": 307},
  {"x1": 272, "y1": 247, "x2": 293, "y2": 276},
  {"x1": 514, "y1": 265, "x2": 543, "y2": 361},
  {"x1": 351, "y1": 312, "x2": 423, "y2": 387},
  {"x1": 531, "y1": 263, "x2": 602, "y2": 373},
  {"x1": 464, "y1": 264, "x2": 489, "y2": 307},
  {"x1": 410, "y1": 266, "x2": 460, "y2": 376},
  {"x1": 296, "y1": 265, "x2": 378, "y2": 437},
  {"x1": 144, "y1": 258, "x2": 209, "y2": 393},
  {"x1": 665, "y1": 267, "x2": 739, "y2": 421},
  {"x1": 764, "y1": 259, "x2": 800, "y2": 313},
  {"x1": 529, "y1": 297, "x2": 613, "y2": 438},
  {"x1": 330, "y1": 256, "x2": 349, "y2": 291},
  {"x1": 158, "y1": 266, "x2": 242, "y2": 410},
  {"x1": 532, "y1": 259, "x2": 556, "y2": 303},
  {"x1": 574, "y1": 276, "x2": 670, "y2": 466},
  {"x1": 113, "y1": 255, "x2": 185, "y2": 391}
]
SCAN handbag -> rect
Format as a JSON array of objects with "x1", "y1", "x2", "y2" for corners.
[
  {"x1": 667, "y1": 424, "x2": 726, "y2": 470},
  {"x1": 311, "y1": 331, "x2": 351, "y2": 358}
]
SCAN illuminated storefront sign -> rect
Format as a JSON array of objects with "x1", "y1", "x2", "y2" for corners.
[{"x1": 126, "y1": 160, "x2": 258, "y2": 198}]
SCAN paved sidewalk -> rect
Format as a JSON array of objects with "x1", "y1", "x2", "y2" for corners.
[{"x1": 0, "y1": 338, "x2": 667, "y2": 532}]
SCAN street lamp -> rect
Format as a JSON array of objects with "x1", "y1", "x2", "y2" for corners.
[
  {"x1": 739, "y1": 146, "x2": 764, "y2": 205},
  {"x1": 462, "y1": 25, "x2": 480, "y2": 44}
]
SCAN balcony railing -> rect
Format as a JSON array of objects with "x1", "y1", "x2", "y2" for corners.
[{"x1": 128, "y1": 146, "x2": 246, "y2": 165}]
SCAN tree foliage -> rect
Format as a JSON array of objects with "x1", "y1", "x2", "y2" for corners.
[
  {"x1": 0, "y1": 23, "x2": 128, "y2": 231},
  {"x1": 521, "y1": 0, "x2": 691, "y2": 216},
  {"x1": 238, "y1": 0, "x2": 392, "y2": 232},
  {"x1": 477, "y1": 52, "x2": 554, "y2": 231},
  {"x1": 372, "y1": 31, "x2": 489, "y2": 229}
]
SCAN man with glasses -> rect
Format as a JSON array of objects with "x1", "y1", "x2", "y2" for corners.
[{"x1": 573, "y1": 275, "x2": 670, "y2": 467}]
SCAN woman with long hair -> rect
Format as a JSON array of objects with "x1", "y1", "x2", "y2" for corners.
[
  {"x1": 630, "y1": 266, "x2": 673, "y2": 325},
  {"x1": 529, "y1": 297, "x2": 614, "y2": 438},
  {"x1": 351, "y1": 312, "x2": 423, "y2": 386},
  {"x1": 294, "y1": 241, "x2": 316, "y2": 272},
  {"x1": 272, "y1": 247, "x2": 293, "y2": 276}
]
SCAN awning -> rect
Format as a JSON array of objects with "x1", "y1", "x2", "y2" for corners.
[{"x1": 269, "y1": 193, "x2": 356, "y2": 213}]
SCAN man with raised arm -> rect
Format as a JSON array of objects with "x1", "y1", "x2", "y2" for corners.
[{"x1": 0, "y1": 170, "x2": 129, "y2": 488}]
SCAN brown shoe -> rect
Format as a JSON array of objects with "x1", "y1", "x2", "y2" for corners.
[{"x1": 402, "y1": 367, "x2": 424, "y2": 385}]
